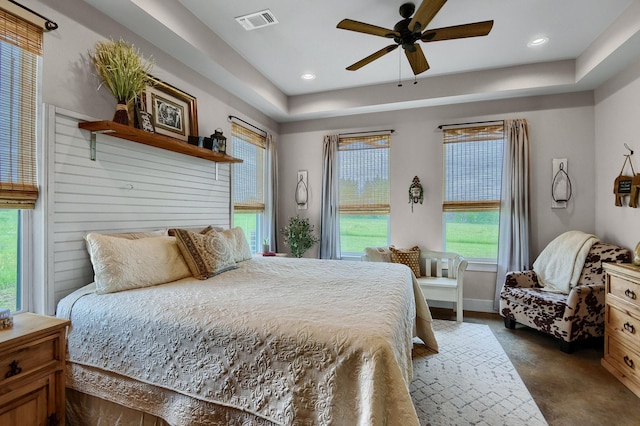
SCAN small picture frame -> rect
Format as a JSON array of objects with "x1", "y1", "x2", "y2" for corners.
[{"x1": 136, "y1": 108, "x2": 155, "y2": 133}]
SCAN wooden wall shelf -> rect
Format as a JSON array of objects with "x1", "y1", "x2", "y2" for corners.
[{"x1": 78, "y1": 120, "x2": 243, "y2": 163}]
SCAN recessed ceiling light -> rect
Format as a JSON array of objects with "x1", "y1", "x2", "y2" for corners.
[
  {"x1": 527, "y1": 36, "x2": 549, "y2": 47},
  {"x1": 301, "y1": 73, "x2": 316, "y2": 80}
]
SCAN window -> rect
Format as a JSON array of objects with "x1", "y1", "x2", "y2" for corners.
[
  {"x1": 338, "y1": 134, "x2": 390, "y2": 256},
  {"x1": 0, "y1": 10, "x2": 43, "y2": 312},
  {"x1": 232, "y1": 123, "x2": 266, "y2": 253},
  {"x1": 442, "y1": 125, "x2": 504, "y2": 261}
]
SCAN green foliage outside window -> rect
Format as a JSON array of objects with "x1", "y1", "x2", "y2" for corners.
[{"x1": 0, "y1": 210, "x2": 18, "y2": 311}]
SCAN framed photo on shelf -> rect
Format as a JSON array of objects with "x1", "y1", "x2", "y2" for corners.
[
  {"x1": 141, "y1": 75, "x2": 198, "y2": 141},
  {"x1": 136, "y1": 107, "x2": 155, "y2": 133}
]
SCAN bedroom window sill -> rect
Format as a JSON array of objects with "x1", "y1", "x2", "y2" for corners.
[{"x1": 466, "y1": 261, "x2": 497, "y2": 273}]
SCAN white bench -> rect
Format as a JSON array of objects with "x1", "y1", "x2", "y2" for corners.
[
  {"x1": 417, "y1": 250, "x2": 467, "y2": 323},
  {"x1": 362, "y1": 247, "x2": 467, "y2": 323}
]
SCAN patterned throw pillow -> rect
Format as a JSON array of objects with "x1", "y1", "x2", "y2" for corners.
[
  {"x1": 390, "y1": 245, "x2": 421, "y2": 278},
  {"x1": 205, "y1": 227, "x2": 253, "y2": 262},
  {"x1": 172, "y1": 229, "x2": 238, "y2": 280}
]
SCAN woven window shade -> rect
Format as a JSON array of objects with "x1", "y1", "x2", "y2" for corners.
[
  {"x1": 0, "y1": 9, "x2": 42, "y2": 209},
  {"x1": 338, "y1": 134, "x2": 390, "y2": 214},
  {"x1": 232, "y1": 123, "x2": 266, "y2": 212},
  {"x1": 443, "y1": 125, "x2": 504, "y2": 212}
]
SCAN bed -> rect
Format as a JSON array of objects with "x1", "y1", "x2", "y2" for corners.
[{"x1": 56, "y1": 228, "x2": 438, "y2": 425}]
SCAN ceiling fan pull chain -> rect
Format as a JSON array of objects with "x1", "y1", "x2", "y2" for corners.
[{"x1": 398, "y1": 48, "x2": 403, "y2": 87}]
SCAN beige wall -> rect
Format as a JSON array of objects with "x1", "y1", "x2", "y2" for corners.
[
  {"x1": 595, "y1": 59, "x2": 640, "y2": 250},
  {"x1": 278, "y1": 92, "x2": 598, "y2": 311}
]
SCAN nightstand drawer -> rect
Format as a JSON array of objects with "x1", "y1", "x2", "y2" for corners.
[
  {"x1": 0, "y1": 336, "x2": 58, "y2": 386},
  {"x1": 609, "y1": 275, "x2": 640, "y2": 309},
  {"x1": 607, "y1": 305, "x2": 640, "y2": 348},
  {"x1": 606, "y1": 334, "x2": 640, "y2": 383}
]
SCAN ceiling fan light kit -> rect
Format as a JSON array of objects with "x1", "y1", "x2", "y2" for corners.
[{"x1": 337, "y1": 0, "x2": 494, "y2": 77}]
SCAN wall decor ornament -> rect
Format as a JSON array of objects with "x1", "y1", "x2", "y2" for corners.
[
  {"x1": 296, "y1": 170, "x2": 308, "y2": 210},
  {"x1": 90, "y1": 38, "x2": 154, "y2": 126},
  {"x1": 408, "y1": 176, "x2": 424, "y2": 212},
  {"x1": 614, "y1": 144, "x2": 638, "y2": 208}
]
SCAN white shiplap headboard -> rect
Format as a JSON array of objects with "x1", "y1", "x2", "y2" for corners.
[{"x1": 46, "y1": 106, "x2": 231, "y2": 311}]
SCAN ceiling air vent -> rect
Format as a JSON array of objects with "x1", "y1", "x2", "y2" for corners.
[{"x1": 235, "y1": 9, "x2": 279, "y2": 31}]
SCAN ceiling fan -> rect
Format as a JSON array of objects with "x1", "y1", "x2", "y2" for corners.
[{"x1": 337, "y1": 0, "x2": 494, "y2": 76}]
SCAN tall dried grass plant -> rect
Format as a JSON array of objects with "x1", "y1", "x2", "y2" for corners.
[{"x1": 90, "y1": 38, "x2": 153, "y2": 124}]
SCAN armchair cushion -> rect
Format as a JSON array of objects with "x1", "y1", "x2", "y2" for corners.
[{"x1": 502, "y1": 287, "x2": 566, "y2": 319}]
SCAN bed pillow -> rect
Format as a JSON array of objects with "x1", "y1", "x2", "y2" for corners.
[
  {"x1": 172, "y1": 228, "x2": 238, "y2": 279},
  {"x1": 206, "y1": 227, "x2": 253, "y2": 262},
  {"x1": 364, "y1": 246, "x2": 392, "y2": 262},
  {"x1": 84, "y1": 234, "x2": 191, "y2": 294},
  {"x1": 390, "y1": 245, "x2": 422, "y2": 278}
]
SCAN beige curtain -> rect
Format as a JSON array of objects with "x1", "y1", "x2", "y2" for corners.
[
  {"x1": 266, "y1": 133, "x2": 278, "y2": 252},
  {"x1": 320, "y1": 134, "x2": 340, "y2": 259},
  {"x1": 494, "y1": 119, "x2": 531, "y2": 310}
]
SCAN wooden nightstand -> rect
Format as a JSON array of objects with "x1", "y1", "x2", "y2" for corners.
[
  {"x1": 0, "y1": 313, "x2": 69, "y2": 425},
  {"x1": 602, "y1": 263, "x2": 640, "y2": 398}
]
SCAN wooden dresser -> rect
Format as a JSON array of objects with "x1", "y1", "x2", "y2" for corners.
[
  {"x1": 0, "y1": 313, "x2": 69, "y2": 426},
  {"x1": 602, "y1": 262, "x2": 640, "y2": 398}
]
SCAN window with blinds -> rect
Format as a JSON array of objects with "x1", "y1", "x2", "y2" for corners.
[
  {"x1": 338, "y1": 134, "x2": 390, "y2": 255},
  {"x1": 232, "y1": 123, "x2": 266, "y2": 252},
  {"x1": 0, "y1": 9, "x2": 42, "y2": 209},
  {"x1": 0, "y1": 8, "x2": 43, "y2": 313},
  {"x1": 442, "y1": 124, "x2": 504, "y2": 260}
]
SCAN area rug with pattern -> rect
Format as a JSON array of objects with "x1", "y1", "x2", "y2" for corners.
[{"x1": 411, "y1": 319, "x2": 548, "y2": 426}]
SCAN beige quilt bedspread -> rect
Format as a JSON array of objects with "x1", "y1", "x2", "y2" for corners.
[{"x1": 57, "y1": 257, "x2": 437, "y2": 425}]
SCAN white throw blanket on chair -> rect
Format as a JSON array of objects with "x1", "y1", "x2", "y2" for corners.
[{"x1": 533, "y1": 230, "x2": 599, "y2": 294}]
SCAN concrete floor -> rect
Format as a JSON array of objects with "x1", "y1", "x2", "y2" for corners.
[{"x1": 431, "y1": 308, "x2": 640, "y2": 426}]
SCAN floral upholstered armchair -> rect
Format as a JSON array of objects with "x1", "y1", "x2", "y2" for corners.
[{"x1": 499, "y1": 241, "x2": 630, "y2": 353}]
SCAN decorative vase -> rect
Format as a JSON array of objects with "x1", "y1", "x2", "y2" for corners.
[
  {"x1": 263, "y1": 243, "x2": 270, "y2": 254},
  {"x1": 634, "y1": 241, "x2": 640, "y2": 266},
  {"x1": 113, "y1": 100, "x2": 129, "y2": 125}
]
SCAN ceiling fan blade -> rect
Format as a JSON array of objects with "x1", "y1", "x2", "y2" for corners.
[
  {"x1": 421, "y1": 21, "x2": 494, "y2": 42},
  {"x1": 405, "y1": 45, "x2": 430, "y2": 75},
  {"x1": 408, "y1": 0, "x2": 447, "y2": 33},
  {"x1": 337, "y1": 19, "x2": 399, "y2": 38},
  {"x1": 346, "y1": 44, "x2": 399, "y2": 71}
]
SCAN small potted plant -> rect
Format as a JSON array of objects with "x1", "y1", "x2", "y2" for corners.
[
  {"x1": 90, "y1": 38, "x2": 154, "y2": 125},
  {"x1": 262, "y1": 238, "x2": 270, "y2": 254},
  {"x1": 280, "y1": 215, "x2": 319, "y2": 258}
]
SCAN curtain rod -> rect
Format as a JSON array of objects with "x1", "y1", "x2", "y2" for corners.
[
  {"x1": 7, "y1": 0, "x2": 58, "y2": 30},
  {"x1": 228, "y1": 115, "x2": 266, "y2": 135},
  {"x1": 339, "y1": 129, "x2": 394, "y2": 136},
  {"x1": 437, "y1": 120, "x2": 504, "y2": 130}
]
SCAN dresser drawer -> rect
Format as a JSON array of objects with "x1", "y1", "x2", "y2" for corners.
[
  {"x1": 607, "y1": 305, "x2": 640, "y2": 349},
  {"x1": 605, "y1": 334, "x2": 640, "y2": 383},
  {"x1": 0, "y1": 335, "x2": 58, "y2": 386},
  {"x1": 609, "y1": 275, "x2": 640, "y2": 308}
]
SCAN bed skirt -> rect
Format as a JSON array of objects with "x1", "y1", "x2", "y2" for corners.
[{"x1": 66, "y1": 363, "x2": 276, "y2": 426}]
